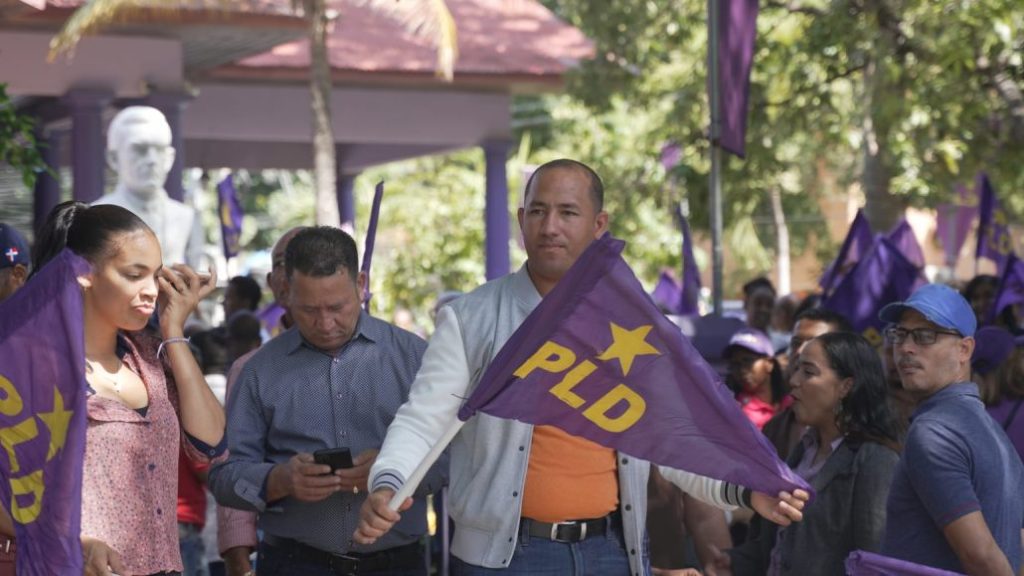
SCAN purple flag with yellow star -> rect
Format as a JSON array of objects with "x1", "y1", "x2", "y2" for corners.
[
  {"x1": 458, "y1": 234, "x2": 809, "y2": 497},
  {"x1": 0, "y1": 249, "x2": 89, "y2": 576}
]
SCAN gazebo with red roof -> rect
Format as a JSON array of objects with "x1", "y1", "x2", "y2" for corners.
[{"x1": 0, "y1": 0, "x2": 592, "y2": 278}]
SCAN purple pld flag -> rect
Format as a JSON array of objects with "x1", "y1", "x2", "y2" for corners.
[
  {"x1": 935, "y1": 184, "x2": 977, "y2": 269},
  {"x1": 717, "y1": 0, "x2": 759, "y2": 158},
  {"x1": 678, "y1": 208, "x2": 702, "y2": 316},
  {"x1": 845, "y1": 550, "x2": 964, "y2": 576},
  {"x1": 990, "y1": 253, "x2": 1024, "y2": 324},
  {"x1": 819, "y1": 209, "x2": 873, "y2": 297},
  {"x1": 975, "y1": 173, "x2": 1014, "y2": 276},
  {"x1": 821, "y1": 237, "x2": 923, "y2": 347},
  {"x1": 651, "y1": 270, "x2": 682, "y2": 314},
  {"x1": 458, "y1": 234, "x2": 810, "y2": 498},
  {"x1": 361, "y1": 181, "x2": 384, "y2": 312},
  {"x1": 0, "y1": 249, "x2": 90, "y2": 576},
  {"x1": 217, "y1": 174, "x2": 244, "y2": 260},
  {"x1": 886, "y1": 219, "x2": 925, "y2": 270}
]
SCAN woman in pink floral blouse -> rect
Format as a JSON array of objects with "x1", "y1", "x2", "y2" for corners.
[{"x1": 34, "y1": 202, "x2": 226, "y2": 576}]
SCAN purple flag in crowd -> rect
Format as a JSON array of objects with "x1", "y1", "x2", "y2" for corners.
[
  {"x1": 935, "y1": 184, "x2": 977, "y2": 269},
  {"x1": 651, "y1": 270, "x2": 683, "y2": 314},
  {"x1": 660, "y1": 141, "x2": 683, "y2": 171},
  {"x1": 822, "y1": 237, "x2": 922, "y2": 346},
  {"x1": 678, "y1": 208, "x2": 702, "y2": 315},
  {"x1": 458, "y1": 234, "x2": 810, "y2": 498},
  {"x1": 819, "y1": 209, "x2": 873, "y2": 296},
  {"x1": 845, "y1": 550, "x2": 965, "y2": 576},
  {"x1": 0, "y1": 249, "x2": 90, "y2": 576},
  {"x1": 217, "y1": 174, "x2": 243, "y2": 260},
  {"x1": 717, "y1": 0, "x2": 759, "y2": 158},
  {"x1": 361, "y1": 181, "x2": 384, "y2": 312},
  {"x1": 975, "y1": 173, "x2": 1014, "y2": 276},
  {"x1": 886, "y1": 219, "x2": 925, "y2": 270},
  {"x1": 991, "y1": 253, "x2": 1024, "y2": 324}
]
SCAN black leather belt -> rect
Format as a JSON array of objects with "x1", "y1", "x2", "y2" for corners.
[
  {"x1": 262, "y1": 534, "x2": 423, "y2": 575},
  {"x1": 524, "y1": 511, "x2": 620, "y2": 543}
]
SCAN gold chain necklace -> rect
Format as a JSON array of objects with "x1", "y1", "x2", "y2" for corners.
[{"x1": 85, "y1": 358, "x2": 123, "y2": 395}]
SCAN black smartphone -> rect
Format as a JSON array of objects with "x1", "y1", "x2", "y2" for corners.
[{"x1": 313, "y1": 447, "x2": 354, "y2": 472}]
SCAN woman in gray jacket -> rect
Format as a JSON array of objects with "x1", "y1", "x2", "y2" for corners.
[{"x1": 713, "y1": 332, "x2": 902, "y2": 576}]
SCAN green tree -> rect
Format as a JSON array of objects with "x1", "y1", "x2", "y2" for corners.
[
  {"x1": 0, "y1": 83, "x2": 45, "y2": 190},
  {"x1": 540, "y1": 0, "x2": 1024, "y2": 271}
]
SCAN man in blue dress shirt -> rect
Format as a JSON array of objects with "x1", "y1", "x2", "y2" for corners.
[{"x1": 210, "y1": 226, "x2": 446, "y2": 575}]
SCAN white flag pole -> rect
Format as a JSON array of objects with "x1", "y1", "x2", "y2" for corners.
[{"x1": 387, "y1": 418, "x2": 466, "y2": 511}]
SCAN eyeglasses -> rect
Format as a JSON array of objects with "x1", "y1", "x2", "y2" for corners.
[{"x1": 883, "y1": 326, "x2": 962, "y2": 346}]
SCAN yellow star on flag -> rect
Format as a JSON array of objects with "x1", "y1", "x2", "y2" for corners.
[
  {"x1": 597, "y1": 322, "x2": 660, "y2": 376},
  {"x1": 37, "y1": 386, "x2": 73, "y2": 461}
]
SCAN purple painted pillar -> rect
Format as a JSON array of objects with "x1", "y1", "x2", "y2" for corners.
[
  {"x1": 62, "y1": 88, "x2": 112, "y2": 203},
  {"x1": 483, "y1": 140, "x2": 511, "y2": 280},
  {"x1": 337, "y1": 172, "x2": 358, "y2": 231},
  {"x1": 32, "y1": 125, "x2": 62, "y2": 235},
  {"x1": 146, "y1": 91, "x2": 191, "y2": 202}
]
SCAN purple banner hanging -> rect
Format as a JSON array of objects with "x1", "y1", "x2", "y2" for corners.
[
  {"x1": 217, "y1": 174, "x2": 243, "y2": 260},
  {"x1": 717, "y1": 0, "x2": 760, "y2": 158}
]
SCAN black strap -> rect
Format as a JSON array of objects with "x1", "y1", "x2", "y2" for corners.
[{"x1": 1002, "y1": 398, "x2": 1024, "y2": 431}]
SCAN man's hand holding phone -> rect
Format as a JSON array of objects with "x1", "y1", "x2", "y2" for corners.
[{"x1": 334, "y1": 449, "x2": 378, "y2": 495}]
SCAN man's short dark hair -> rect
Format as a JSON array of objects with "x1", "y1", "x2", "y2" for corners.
[
  {"x1": 228, "y1": 311, "x2": 263, "y2": 344},
  {"x1": 524, "y1": 159, "x2": 604, "y2": 212},
  {"x1": 793, "y1": 307, "x2": 853, "y2": 334},
  {"x1": 285, "y1": 226, "x2": 359, "y2": 280},
  {"x1": 228, "y1": 275, "x2": 262, "y2": 311},
  {"x1": 742, "y1": 276, "x2": 776, "y2": 299}
]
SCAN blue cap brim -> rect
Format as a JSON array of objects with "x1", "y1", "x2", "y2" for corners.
[{"x1": 878, "y1": 301, "x2": 963, "y2": 335}]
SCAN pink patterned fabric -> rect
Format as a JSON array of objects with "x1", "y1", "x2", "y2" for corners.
[{"x1": 81, "y1": 330, "x2": 223, "y2": 575}]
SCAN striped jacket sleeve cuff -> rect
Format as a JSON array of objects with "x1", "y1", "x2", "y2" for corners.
[
  {"x1": 720, "y1": 483, "x2": 753, "y2": 509},
  {"x1": 372, "y1": 469, "x2": 405, "y2": 493}
]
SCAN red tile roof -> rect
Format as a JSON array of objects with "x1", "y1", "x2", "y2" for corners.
[{"x1": 230, "y1": 0, "x2": 593, "y2": 80}]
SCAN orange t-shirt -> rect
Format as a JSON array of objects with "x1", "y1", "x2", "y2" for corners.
[{"x1": 520, "y1": 425, "x2": 619, "y2": 522}]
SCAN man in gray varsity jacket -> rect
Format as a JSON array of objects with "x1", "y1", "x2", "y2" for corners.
[{"x1": 354, "y1": 159, "x2": 807, "y2": 575}]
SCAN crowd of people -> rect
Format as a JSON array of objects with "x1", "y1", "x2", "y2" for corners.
[{"x1": 0, "y1": 157, "x2": 1022, "y2": 576}]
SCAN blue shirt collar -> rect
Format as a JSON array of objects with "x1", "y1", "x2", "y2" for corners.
[
  {"x1": 912, "y1": 381, "x2": 979, "y2": 419},
  {"x1": 283, "y1": 309, "x2": 378, "y2": 356}
]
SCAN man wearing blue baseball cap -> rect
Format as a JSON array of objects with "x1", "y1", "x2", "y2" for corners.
[
  {"x1": 877, "y1": 283, "x2": 1024, "y2": 575},
  {"x1": 0, "y1": 223, "x2": 30, "y2": 303}
]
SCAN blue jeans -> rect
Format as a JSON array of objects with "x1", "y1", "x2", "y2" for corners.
[
  {"x1": 179, "y1": 522, "x2": 210, "y2": 576},
  {"x1": 451, "y1": 517, "x2": 632, "y2": 576}
]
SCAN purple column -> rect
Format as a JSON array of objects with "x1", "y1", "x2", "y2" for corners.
[
  {"x1": 62, "y1": 88, "x2": 112, "y2": 203},
  {"x1": 337, "y1": 172, "x2": 358, "y2": 231},
  {"x1": 483, "y1": 140, "x2": 511, "y2": 280},
  {"x1": 32, "y1": 124, "x2": 62, "y2": 235},
  {"x1": 146, "y1": 91, "x2": 191, "y2": 202}
]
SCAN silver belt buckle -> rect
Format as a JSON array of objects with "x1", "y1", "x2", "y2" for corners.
[{"x1": 550, "y1": 521, "x2": 586, "y2": 542}]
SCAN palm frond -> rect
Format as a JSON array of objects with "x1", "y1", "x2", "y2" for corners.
[
  {"x1": 48, "y1": 0, "x2": 251, "y2": 61},
  {"x1": 352, "y1": 0, "x2": 458, "y2": 81}
]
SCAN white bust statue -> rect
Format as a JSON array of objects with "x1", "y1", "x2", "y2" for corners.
[{"x1": 93, "y1": 106, "x2": 202, "y2": 267}]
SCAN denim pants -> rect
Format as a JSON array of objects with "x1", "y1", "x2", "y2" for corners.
[
  {"x1": 178, "y1": 522, "x2": 210, "y2": 576},
  {"x1": 451, "y1": 517, "x2": 633, "y2": 576}
]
